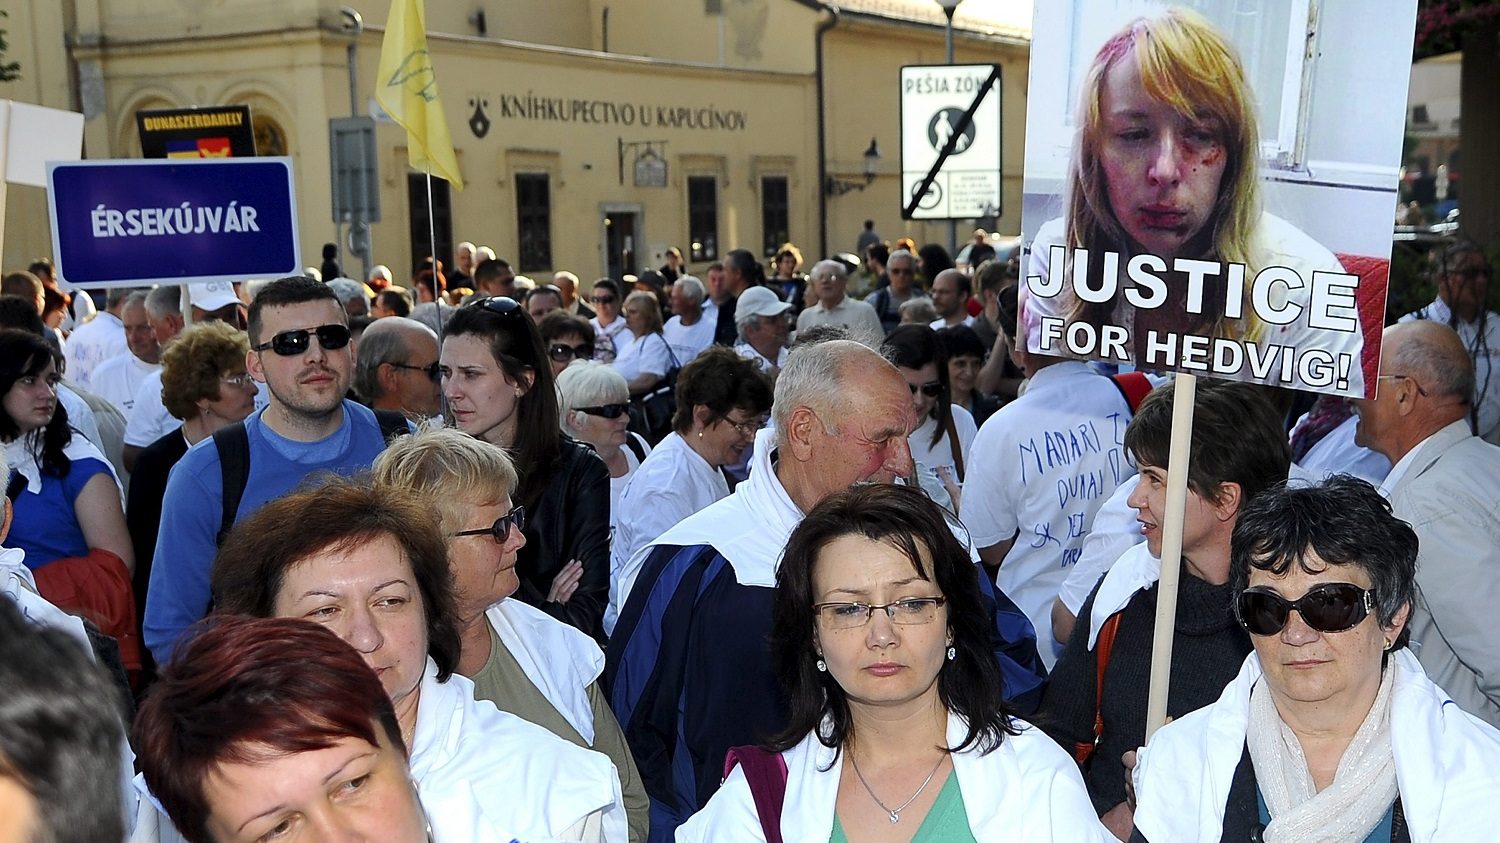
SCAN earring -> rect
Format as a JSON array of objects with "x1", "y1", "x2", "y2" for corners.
[
  {"x1": 815, "y1": 657, "x2": 827, "y2": 672},
  {"x1": 946, "y1": 646, "x2": 956, "y2": 661},
  {"x1": 1383, "y1": 638, "x2": 1394, "y2": 651}
]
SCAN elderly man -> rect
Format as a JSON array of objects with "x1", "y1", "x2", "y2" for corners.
[
  {"x1": 607, "y1": 340, "x2": 1043, "y2": 840},
  {"x1": 450, "y1": 240, "x2": 476, "y2": 289},
  {"x1": 553, "y1": 270, "x2": 596, "y2": 319},
  {"x1": 795, "y1": 258, "x2": 882, "y2": 340},
  {"x1": 661, "y1": 276, "x2": 715, "y2": 365},
  {"x1": 1354, "y1": 320, "x2": 1500, "y2": 727},
  {"x1": 367, "y1": 263, "x2": 394, "y2": 291},
  {"x1": 733, "y1": 286, "x2": 792, "y2": 374},
  {"x1": 353, "y1": 316, "x2": 441, "y2": 419},
  {"x1": 1400, "y1": 239, "x2": 1499, "y2": 444},
  {"x1": 866, "y1": 248, "x2": 925, "y2": 335},
  {"x1": 88, "y1": 290, "x2": 160, "y2": 418},
  {"x1": 929, "y1": 267, "x2": 976, "y2": 329}
]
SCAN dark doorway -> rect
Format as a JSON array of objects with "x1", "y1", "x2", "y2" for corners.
[
  {"x1": 604, "y1": 210, "x2": 639, "y2": 281},
  {"x1": 407, "y1": 173, "x2": 454, "y2": 278}
]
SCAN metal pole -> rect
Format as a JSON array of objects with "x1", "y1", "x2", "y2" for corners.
[
  {"x1": 944, "y1": 7, "x2": 958, "y2": 260},
  {"x1": 342, "y1": 6, "x2": 369, "y2": 282}
]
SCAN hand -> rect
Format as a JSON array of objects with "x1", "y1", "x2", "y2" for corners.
[
  {"x1": 547, "y1": 559, "x2": 584, "y2": 604},
  {"x1": 1101, "y1": 801, "x2": 1134, "y2": 841},
  {"x1": 1121, "y1": 750, "x2": 1139, "y2": 809},
  {"x1": 935, "y1": 464, "x2": 962, "y2": 513}
]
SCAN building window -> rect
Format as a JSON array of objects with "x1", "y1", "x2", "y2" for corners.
[
  {"x1": 407, "y1": 173, "x2": 452, "y2": 280},
  {"x1": 515, "y1": 173, "x2": 552, "y2": 272},
  {"x1": 761, "y1": 176, "x2": 789, "y2": 257},
  {"x1": 688, "y1": 175, "x2": 718, "y2": 262}
]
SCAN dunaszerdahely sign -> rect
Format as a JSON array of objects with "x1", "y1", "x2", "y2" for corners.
[
  {"x1": 1018, "y1": 0, "x2": 1417, "y2": 397},
  {"x1": 47, "y1": 158, "x2": 300, "y2": 288}
]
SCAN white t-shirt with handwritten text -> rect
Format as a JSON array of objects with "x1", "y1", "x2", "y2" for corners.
[{"x1": 962, "y1": 360, "x2": 1134, "y2": 666}]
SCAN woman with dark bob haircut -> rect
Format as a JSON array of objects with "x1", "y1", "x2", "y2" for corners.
[
  {"x1": 205, "y1": 476, "x2": 627, "y2": 841},
  {"x1": 679, "y1": 484, "x2": 1109, "y2": 840},
  {"x1": 1132, "y1": 476, "x2": 1500, "y2": 842}
]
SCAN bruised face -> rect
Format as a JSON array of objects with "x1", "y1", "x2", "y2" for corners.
[{"x1": 1098, "y1": 49, "x2": 1229, "y2": 258}]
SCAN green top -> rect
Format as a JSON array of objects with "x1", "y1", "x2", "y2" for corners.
[{"x1": 830, "y1": 770, "x2": 975, "y2": 843}]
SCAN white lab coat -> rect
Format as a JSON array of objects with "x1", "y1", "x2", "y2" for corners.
[
  {"x1": 1133, "y1": 649, "x2": 1500, "y2": 842},
  {"x1": 485, "y1": 598, "x2": 604, "y2": 743},
  {"x1": 677, "y1": 713, "x2": 1113, "y2": 842}
]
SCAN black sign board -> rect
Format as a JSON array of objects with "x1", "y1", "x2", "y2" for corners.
[{"x1": 136, "y1": 106, "x2": 256, "y2": 159}]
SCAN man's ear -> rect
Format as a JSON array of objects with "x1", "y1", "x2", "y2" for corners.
[
  {"x1": 784, "y1": 405, "x2": 821, "y2": 462},
  {"x1": 244, "y1": 348, "x2": 265, "y2": 383},
  {"x1": 1212, "y1": 481, "x2": 1243, "y2": 523},
  {"x1": 376, "y1": 362, "x2": 402, "y2": 396}
]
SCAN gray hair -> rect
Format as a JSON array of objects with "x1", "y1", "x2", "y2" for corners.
[
  {"x1": 811, "y1": 259, "x2": 847, "y2": 281},
  {"x1": 353, "y1": 317, "x2": 438, "y2": 402},
  {"x1": 888, "y1": 249, "x2": 916, "y2": 270},
  {"x1": 123, "y1": 289, "x2": 151, "y2": 311},
  {"x1": 674, "y1": 276, "x2": 706, "y2": 305},
  {"x1": 1390, "y1": 323, "x2": 1475, "y2": 402},
  {"x1": 369, "y1": 265, "x2": 394, "y2": 284},
  {"x1": 105, "y1": 287, "x2": 137, "y2": 310},
  {"x1": 326, "y1": 278, "x2": 369, "y2": 307},
  {"x1": 772, "y1": 339, "x2": 880, "y2": 445},
  {"x1": 145, "y1": 285, "x2": 183, "y2": 318},
  {"x1": 476, "y1": 246, "x2": 497, "y2": 262},
  {"x1": 899, "y1": 297, "x2": 938, "y2": 324},
  {"x1": 555, "y1": 360, "x2": 629, "y2": 433}
]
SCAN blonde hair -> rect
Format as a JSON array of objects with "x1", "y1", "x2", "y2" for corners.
[
  {"x1": 1065, "y1": 6, "x2": 1263, "y2": 342},
  {"x1": 371, "y1": 423, "x2": 519, "y2": 531}
]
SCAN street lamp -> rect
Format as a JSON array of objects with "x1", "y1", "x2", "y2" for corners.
[
  {"x1": 825, "y1": 137, "x2": 881, "y2": 197},
  {"x1": 935, "y1": 0, "x2": 962, "y2": 254}
]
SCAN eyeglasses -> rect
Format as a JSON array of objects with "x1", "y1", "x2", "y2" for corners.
[
  {"x1": 889, "y1": 267, "x2": 914, "y2": 276},
  {"x1": 251, "y1": 324, "x2": 351, "y2": 356},
  {"x1": 549, "y1": 342, "x2": 596, "y2": 364},
  {"x1": 1449, "y1": 265, "x2": 1492, "y2": 282},
  {"x1": 576, "y1": 403, "x2": 630, "y2": 419},
  {"x1": 908, "y1": 381, "x2": 942, "y2": 398},
  {"x1": 590, "y1": 295, "x2": 617, "y2": 305},
  {"x1": 1235, "y1": 583, "x2": 1376, "y2": 636},
  {"x1": 389, "y1": 361, "x2": 442, "y2": 383},
  {"x1": 813, "y1": 597, "x2": 947, "y2": 631},
  {"x1": 450, "y1": 505, "x2": 526, "y2": 543},
  {"x1": 724, "y1": 415, "x2": 767, "y2": 438},
  {"x1": 1376, "y1": 373, "x2": 1429, "y2": 397},
  {"x1": 220, "y1": 373, "x2": 257, "y2": 389}
]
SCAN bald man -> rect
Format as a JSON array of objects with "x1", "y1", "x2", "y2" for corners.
[{"x1": 1353, "y1": 321, "x2": 1500, "y2": 727}]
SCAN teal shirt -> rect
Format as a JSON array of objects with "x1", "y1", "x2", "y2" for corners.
[{"x1": 830, "y1": 772, "x2": 977, "y2": 843}]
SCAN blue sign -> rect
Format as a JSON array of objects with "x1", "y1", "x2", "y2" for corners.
[{"x1": 47, "y1": 157, "x2": 300, "y2": 288}]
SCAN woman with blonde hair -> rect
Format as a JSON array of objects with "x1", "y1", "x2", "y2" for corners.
[{"x1": 1024, "y1": 7, "x2": 1361, "y2": 392}]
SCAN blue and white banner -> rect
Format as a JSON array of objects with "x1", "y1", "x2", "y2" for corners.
[{"x1": 47, "y1": 157, "x2": 300, "y2": 288}]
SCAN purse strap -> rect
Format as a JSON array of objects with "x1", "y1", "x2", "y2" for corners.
[
  {"x1": 1072, "y1": 611, "x2": 1123, "y2": 765},
  {"x1": 723, "y1": 745, "x2": 788, "y2": 843}
]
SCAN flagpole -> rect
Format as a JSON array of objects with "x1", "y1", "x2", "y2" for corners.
[{"x1": 425, "y1": 163, "x2": 442, "y2": 343}]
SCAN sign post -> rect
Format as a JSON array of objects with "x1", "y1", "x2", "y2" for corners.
[
  {"x1": 899, "y1": 63, "x2": 1002, "y2": 222},
  {"x1": 47, "y1": 158, "x2": 301, "y2": 288}
]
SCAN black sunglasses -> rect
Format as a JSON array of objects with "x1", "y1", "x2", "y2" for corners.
[
  {"x1": 252, "y1": 323, "x2": 351, "y2": 356},
  {"x1": 908, "y1": 381, "x2": 943, "y2": 398},
  {"x1": 575, "y1": 403, "x2": 630, "y2": 419},
  {"x1": 389, "y1": 361, "x2": 442, "y2": 383},
  {"x1": 549, "y1": 342, "x2": 596, "y2": 364},
  {"x1": 590, "y1": 295, "x2": 617, "y2": 305},
  {"x1": 467, "y1": 296, "x2": 525, "y2": 318},
  {"x1": 451, "y1": 505, "x2": 526, "y2": 543},
  {"x1": 1235, "y1": 583, "x2": 1376, "y2": 636}
]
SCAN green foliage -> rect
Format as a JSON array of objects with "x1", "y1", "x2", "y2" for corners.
[
  {"x1": 1415, "y1": 0, "x2": 1500, "y2": 59},
  {"x1": 0, "y1": 11, "x2": 21, "y2": 82}
]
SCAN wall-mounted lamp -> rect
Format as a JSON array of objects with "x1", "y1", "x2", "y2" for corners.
[{"x1": 825, "y1": 137, "x2": 880, "y2": 197}]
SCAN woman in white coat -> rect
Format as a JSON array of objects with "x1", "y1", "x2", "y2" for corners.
[
  {"x1": 1131, "y1": 477, "x2": 1500, "y2": 842},
  {"x1": 678, "y1": 483, "x2": 1111, "y2": 842},
  {"x1": 211, "y1": 476, "x2": 626, "y2": 843}
]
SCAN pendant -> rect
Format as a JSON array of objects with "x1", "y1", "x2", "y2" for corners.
[{"x1": 888, "y1": 811, "x2": 901, "y2": 824}]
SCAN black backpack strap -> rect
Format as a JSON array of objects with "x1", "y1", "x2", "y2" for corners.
[
  {"x1": 624, "y1": 432, "x2": 648, "y2": 464},
  {"x1": 212, "y1": 422, "x2": 251, "y2": 546},
  {"x1": 373, "y1": 408, "x2": 412, "y2": 441}
]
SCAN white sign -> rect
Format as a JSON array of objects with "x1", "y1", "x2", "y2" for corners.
[{"x1": 900, "y1": 64, "x2": 1002, "y2": 221}]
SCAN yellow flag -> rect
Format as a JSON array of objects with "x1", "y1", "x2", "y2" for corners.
[{"x1": 375, "y1": 0, "x2": 464, "y2": 190}]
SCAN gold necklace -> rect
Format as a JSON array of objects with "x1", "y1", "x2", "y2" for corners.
[{"x1": 848, "y1": 751, "x2": 947, "y2": 824}]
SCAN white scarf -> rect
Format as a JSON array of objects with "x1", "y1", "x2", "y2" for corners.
[{"x1": 1248, "y1": 666, "x2": 1398, "y2": 843}]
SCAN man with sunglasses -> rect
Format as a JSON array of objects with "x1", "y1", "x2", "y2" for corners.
[
  {"x1": 354, "y1": 316, "x2": 441, "y2": 419},
  {"x1": 1036, "y1": 380, "x2": 1290, "y2": 837},
  {"x1": 145, "y1": 276, "x2": 407, "y2": 663},
  {"x1": 1353, "y1": 320, "x2": 1500, "y2": 728},
  {"x1": 1399, "y1": 238, "x2": 1499, "y2": 445},
  {"x1": 865, "y1": 249, "x2": 926, "y2": 335}
]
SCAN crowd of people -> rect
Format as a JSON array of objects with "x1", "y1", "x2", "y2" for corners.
[{"x1": 5, "y1": 14, "x2": 1500, "y2": 841}]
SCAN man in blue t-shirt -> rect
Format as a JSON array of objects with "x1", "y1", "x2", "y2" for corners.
[{"x1": 144, "y1": 276, "x2": 395, "y2": 662}]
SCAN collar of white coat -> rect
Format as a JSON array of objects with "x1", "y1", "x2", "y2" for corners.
[
  {"x1": 5, "y1": 430, "x2": 118, "y2": 495},
  {"x1": 484, "y1": 598, "x2": 603, "y2": 744},
  {"x1": 639, "y1": 426, "x2": 802, "y2": 587},
  {"x1": 1085, "y1": 542, "x2": 1161, "y2": 650},
  {"x1": 1132, "y1": 649, "x2": 1500, "y2": 842}
]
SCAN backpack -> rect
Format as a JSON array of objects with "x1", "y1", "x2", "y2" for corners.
[{"x1": 212, "y1": 408, "x2": 409, "y2": 544}]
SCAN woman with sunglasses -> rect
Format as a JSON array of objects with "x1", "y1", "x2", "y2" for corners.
[
  {"x1": 607, "y1": 347, "x2": 771, "y2": 635},
  {"x1": 1131, "y1": 476, "x2": 1500, "y2": 842},
  {"x1": 442, "y1": 296, "x2": 612, "y2": 642},
  {"x1": 374, "y1": 424, "x2": 650, "y2": 841},
  {"x1": 539, "y1": 310, "x2": 599, "y2": 380},
  {"x1": 679, "y1": 484, "x2": 1109, "y2": 841},
  {"x1": 882, "y1": 325, "x2": 976, "y2": 513},
  {"x1": 589, "y1": 279, "x2": 629, "y2": 364},
  {"x1": 557, "y1": 361, "x2": 651, "y2": 527},
  {"x1": 209, "y1": 476, "x2": 627, "y2": 842},
  {"x1": 1038, "y1": 379, "x2": 1289, "y2": 839}
]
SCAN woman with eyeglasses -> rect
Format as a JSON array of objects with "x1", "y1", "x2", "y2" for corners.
[
  {"x1": 442, "y1": 295, "x2": 612, "y2": 642},
  {"x1": 589, "y1": 279, "x2": 630, "y2": 364},
  {"x1": 373, "y1": 424, "x2": 650, "y2": 841},
  {"x1": 557, "y1": 361, "x2": 651, "y2": 526},
  {"x1": 607, "y1": 347, "x2": 772, "y2": 635},
  {"x1": 207, "y1": 476, "x2": 627, "y2": 842},
  {"x1": 612, "y1": 291, "x2": 673, "y2": 397},
  {"x1": 127, "y1": 321, "x2": 256, "y2": 619},
  {"x1": 678, "y1": 484, "x2": 1109, "y2": 841},
  {"x1": 882, "y1": 325, "x2": 976, "y2": 514},
  {"x1": 539, "y1": 311, "x2": 599, "y2": 380},
  {"x1": 1130, "y1": 476, "x2": 1500, "y2": 842}
]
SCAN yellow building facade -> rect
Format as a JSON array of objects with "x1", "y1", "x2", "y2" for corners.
[{"x1": 0, "y1": 0, "x2": 1028, "y2": 284}]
